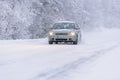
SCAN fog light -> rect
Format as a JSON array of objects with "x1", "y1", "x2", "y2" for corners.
[{"x1": 69, "y1": 38, "x2": 72, "y2": 40}]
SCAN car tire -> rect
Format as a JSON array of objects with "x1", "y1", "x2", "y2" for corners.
[
  {"x1": 49, "y1": 41, "x2": 53, "y2": 44},
  {"x1": 55, "y1": 41, "x2": 58, "y2": 44},
  {"x1": 73, "y1": 41, "x2": 78, "y2": 45},
  {"x1": 73, "y1": 37, "x2": 78, "y2": 45}
]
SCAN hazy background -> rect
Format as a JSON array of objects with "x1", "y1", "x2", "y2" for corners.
[{"x1": 0, "y1": 0, "x2": 120, "y2": 39}]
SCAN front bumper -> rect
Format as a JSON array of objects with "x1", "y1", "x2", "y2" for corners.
[{"x1": 49, "y1": 35, "x2": 77, "y2": 42}]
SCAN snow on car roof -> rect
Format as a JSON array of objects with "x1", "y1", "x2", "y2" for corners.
[{"x1": 55, "y1": 21, "x2": 76, "y2": 23}]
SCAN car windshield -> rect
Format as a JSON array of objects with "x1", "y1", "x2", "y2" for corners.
[{"x1": 53, "y1": 23, "x2": 75, "y2": 29}]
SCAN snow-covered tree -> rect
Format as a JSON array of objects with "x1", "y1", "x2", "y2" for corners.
[{"x1": 0, "y1": 0, "x2": 120, "y2": 39}]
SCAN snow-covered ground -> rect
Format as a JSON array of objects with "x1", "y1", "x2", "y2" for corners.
[{"x1": 0, "y1": 28, "x2": 120, "y2": 80}]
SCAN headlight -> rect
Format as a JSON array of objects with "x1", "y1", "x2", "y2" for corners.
[
  {"x1": 70, "y1": 32, "x2": 75, "y2": 36},
  {"x1": 49, "y1": 32, "x2": 54, "y2": 36}
]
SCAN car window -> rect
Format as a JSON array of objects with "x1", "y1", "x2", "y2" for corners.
[{"x1": 53, "y1": 23, "x2": 75, "y2": 29}]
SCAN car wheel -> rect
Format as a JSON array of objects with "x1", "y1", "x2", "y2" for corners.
[
  {"x1": 55, "y1": 41, "x2": 58, "y2": 44},
  {"x1": 73, "y1": 41, "x2": 78, "y2": 45},
  {"x1": 73, "y1": 37, "x2": 78, "y2": 45},
  {"x1": 49, "y1": 41, "x2": 53, "y2": 44}
]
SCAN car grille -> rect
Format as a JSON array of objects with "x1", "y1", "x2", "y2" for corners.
[
  {"x1": 55, "y1": 33, "x2": 68, "y2": 35},
  {"x1": 56, "y1": 39, "x2": 67, "y2": 41}
]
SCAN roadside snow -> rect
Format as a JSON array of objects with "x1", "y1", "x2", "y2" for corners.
[
  {"x1": 0, "y1": 28, "x2": 120, "y2": 80},
  {"x1": 82, "y1": 46, "x2": 120, "y2": 80}
]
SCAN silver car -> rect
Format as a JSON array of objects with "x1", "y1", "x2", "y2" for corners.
[{"x1": 48, "y1": 21, "x2": 81, "y2": 44}]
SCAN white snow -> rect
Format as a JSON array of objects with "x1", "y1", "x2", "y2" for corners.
[{"x1": 0, "y1": 28, "x2": 120, "y2": 80}]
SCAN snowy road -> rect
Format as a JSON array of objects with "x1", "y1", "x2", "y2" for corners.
[{"x1": 0, "y1": 28, "x2": 120, "y2": 80}]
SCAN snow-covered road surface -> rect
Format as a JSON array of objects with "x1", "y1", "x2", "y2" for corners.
[{"x1": 0, "y1": 28, "x2": 120, "y2": 80}]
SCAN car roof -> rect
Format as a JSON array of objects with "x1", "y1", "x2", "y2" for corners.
[{"x1": 55, "y1": 21, "x2": 76, "y2": 24}]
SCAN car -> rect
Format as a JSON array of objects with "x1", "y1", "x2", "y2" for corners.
[{"x1": 48, "y1": 21, "x2": 81, "y2": 44}]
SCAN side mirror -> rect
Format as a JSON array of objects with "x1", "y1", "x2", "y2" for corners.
[{"x1": 75, "y1": 27, "x2": 80, "y2": 30}]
